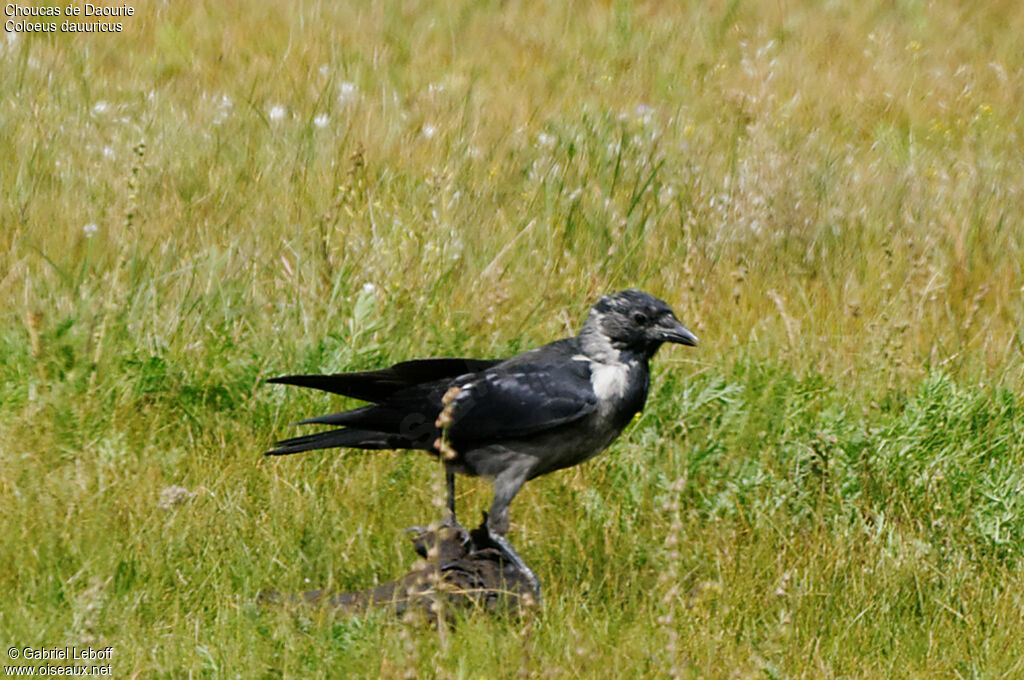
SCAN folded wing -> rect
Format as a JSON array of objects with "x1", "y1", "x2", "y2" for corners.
[{"x1": 445, "y1": 359, "x2": 597, "y2": 445}]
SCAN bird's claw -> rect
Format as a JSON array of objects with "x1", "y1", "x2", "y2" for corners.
[
  {"x1": 488, "y1": 532, "x2": 542, "y2": 604},
  {"x1": 468, "y1": 518, "x2": 542, "y2": 605},
  {"x1": 406, "y1": 516, "x2": 472, "y2": 561}
]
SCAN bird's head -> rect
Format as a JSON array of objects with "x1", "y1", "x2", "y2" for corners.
[{"x1": 581, "y1": 289, "x2": 698, "y2": 361}]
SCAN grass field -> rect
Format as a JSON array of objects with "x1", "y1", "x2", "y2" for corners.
[{"x1": 3, "y1": 1, "x2": 1024, "y2": 677}]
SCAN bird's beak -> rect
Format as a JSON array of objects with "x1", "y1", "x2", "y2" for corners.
[{"x1": 656, "y1": 317, "x2": 699, "y2": 346}]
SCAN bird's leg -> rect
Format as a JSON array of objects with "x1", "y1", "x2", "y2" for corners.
[
  {"x1": 438, "y1": 469, "x2": 471, "y2": 564},
  {"x1": 487, "y1": 463, "x2": 531, "y2": 536},
  {"x1": 405, "y1": 468, "x2": 467, "y2": 558},
  {"x1": 409, "y1": 467, "x2": 464, "y2": 530},
  {"x1": 478, "y1": 467, "x2": 542, "y2": 602},
  {"x1": 435, "y1": 467, "x2": 469, "y2": 548},
  {"x1": 445, "y1": 468, "x2": 459, "y2": 528}
]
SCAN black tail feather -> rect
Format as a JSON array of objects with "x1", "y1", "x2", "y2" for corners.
[
  {"x1": 266, "y1": 427, "x2": 418, "y2": 456},
  {"x1": 293, "y1": 401, "x2": 439, "y2": 434},
  {"x1": 295, "y1": 405, "x2": 377, "y2": 426},
  {"x1": 267, "y1": 357, "x2": 500, "y2": 402}
]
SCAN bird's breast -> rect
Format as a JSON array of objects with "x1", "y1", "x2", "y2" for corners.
[
  {"x1": 589, "y1": 360, "x2": 631, "y2": 403},
  {"x1": 587, "y1": 358, "x2": 647, "y2": 416}
]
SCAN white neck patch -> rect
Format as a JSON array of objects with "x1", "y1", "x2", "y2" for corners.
[{"x1": 590, "y1": 360, "x2": 631, "y2": 402}]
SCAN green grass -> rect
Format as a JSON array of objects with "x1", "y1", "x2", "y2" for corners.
[{"x1": 3, "y1": 1, "x2": 1024, "y2": 677}]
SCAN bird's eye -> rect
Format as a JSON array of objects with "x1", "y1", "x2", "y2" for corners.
[{"x1": 632, "y1": 311, "x2": 648, "y2": 325}]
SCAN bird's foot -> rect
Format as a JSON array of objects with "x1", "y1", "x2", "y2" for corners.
[
  {"x1": 405, "y1": 516, "x2": 471, "y2": 563},
  {"x1": 469, "y1": 517, "x2": 542, "y2": 606},
  {"x1": 487, "y1": 532, "x2": 542, "y2": 605}
]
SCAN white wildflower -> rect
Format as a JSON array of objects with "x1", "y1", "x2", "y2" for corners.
[
  {"x1": 337, "y1": 81, "x2": 358, "y2": 104},
  {"x1": 158, "y1": 485, "x2": 196, "y2": 509},
  {"x1": 268, "y1": 104, "x2": 286, "y2": 122},
  {"x1": 213, "y1": 94, "x2": 233, "y2": 124}
]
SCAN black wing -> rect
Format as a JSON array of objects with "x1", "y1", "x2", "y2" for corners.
[{"x1": 445, "y1": 356, "x2": 597, "y2": 445}]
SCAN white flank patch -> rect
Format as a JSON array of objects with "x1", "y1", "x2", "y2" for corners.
[{"x1": 590, "y1": 362, "x2": 630, "y2": 402}]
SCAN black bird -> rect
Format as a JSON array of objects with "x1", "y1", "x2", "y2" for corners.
[{"x1": 266, "y1": 290, "x2": 697, "y2": 586}]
